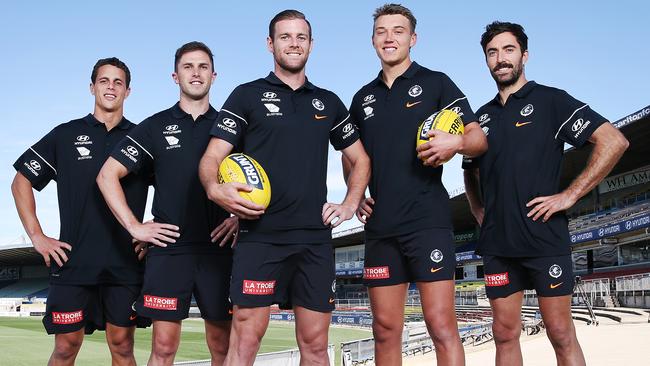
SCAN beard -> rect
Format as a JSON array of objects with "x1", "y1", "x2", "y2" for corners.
[
  {"x1": 274, "y1": 52, "x2": 308, "y2": 73},
  {"x1": 491, "y1": 61, "x2": 523, "y2": 87}
]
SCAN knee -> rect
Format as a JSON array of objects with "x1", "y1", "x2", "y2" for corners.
[
  {"x1": 296, "y1": 331, "x2": 328, "y2": 359},
  {"x1": 152, "y1": 334, "x2": 179, "y2": 359},
  {"x1": 53, "y1": 338, "x2": 83, "y2": 360},
  {"x1": 232, "y1": 329, "x2": 262, "y2": 356},
  {"x1": 206, "y1": 330, "x2": 230, "y2": 357},
  {"x1": 545, "y1": 322, "x2": 576, "y2": 350},
  {"x1": 372, "y1": 316, "x2": 403, "y2": 344},
  {"x1": 425, "y1": 316, "x2": 459, "y2": 346},
  {"x1": 492, "y1": 320, "x2": 521, "y2": 345},
  {"x1": 108, "y1": 334, "x2": 134, "y2": 359}
]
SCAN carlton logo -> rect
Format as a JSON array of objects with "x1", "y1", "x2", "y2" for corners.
[
  {"x1": 52, "y1": 310, "x2": 83, "y2": 324},
  {"x1": 143, "y1": 295, "x2": 178, "y2": 310},
  {"x1": 229, "y1": 155, "x2": 263, "y2": 189},
  {"x1": 243, "y1": 280, "x2": 276, "y2": 295},
  {"x1": 485, "y1": 272, "x2": 510, "y2": 287},
  {"x1": 408, "y1": 84, "x2": 423, "y2": 97},
  {"x1": 363, "y1": 266, "x2": 390, "y2": 280},
  {"x1": 312, "y1": 98, "x2": 325, "y2": 111}
]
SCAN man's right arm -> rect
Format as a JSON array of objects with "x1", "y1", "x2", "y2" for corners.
[
  {"x1": 97, "y1": 157, "x2": 179, "y2": 247},
  {"x1": 198, "y1": 138, "x2": 265, "y2": 220},
  {"x1": 11, "y1": 173, "x2": 71, "y2": 267},
  {"x1": 463, "y1": 167, "x2": 484, "y2": 226}
]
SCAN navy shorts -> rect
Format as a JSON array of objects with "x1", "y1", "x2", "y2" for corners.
[
  {"x1": 136, "y1": 253, "x2": 232, "y2": 321},
  {"x1": 43, "y1": 284, "x2": 149, "y2": 335},
  {"x1": 363, "y1": 228, "x2": 456, "y2": 287},
  {"x1": 483, "y1": 254, "x2": 574, "y2": 299},
  {"x1": 230, "y1": 242, "x2": 336, "y2": 313}
]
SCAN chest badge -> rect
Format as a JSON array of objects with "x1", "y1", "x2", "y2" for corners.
[
  {"x1": 312, "y1": 98, "x2": 325, "y2": 111},
  {"x1": 520, "y1": 104, "x2": 534, "y2": 116},
  {"x1": 408, "y1": 84, "x2": 422, "y2": 97}
]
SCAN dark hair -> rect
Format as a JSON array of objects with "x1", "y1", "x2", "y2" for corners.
[
  {"x1": 480, "y1": 21, "x2": 528, "y2": 54},
  {"x1": 373, "y1": 3, "x2": 417, "y2": 32},
  {"x1": 91, "y1": 57, "x2": 131, "y2": 88},
  {"x1": 269, "y1": 9, "x2": 312, "y2": 40},
  {"x1": 174, "y1": 41, "x2": 214, "y2": 71}
]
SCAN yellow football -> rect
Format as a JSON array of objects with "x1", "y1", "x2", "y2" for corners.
[
  {"x1": 416, "y1": 109, "x2": 465, "y2": 149},
  {"x1": 218, "y1": 153, "x2": 271, "y2": 208}
]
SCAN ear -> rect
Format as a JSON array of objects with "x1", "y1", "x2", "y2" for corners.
[
  {"x1": 308, "y1": 37, "x2": 314, "y2": 54},
  {"x1": 172, "y1": 72, "x2": 179, "y2": 85},
  {"x1": 267, "y1": 36, "x2": 274, "y2": 54},
  {"x1": 211, "y1": 71, "x2": 217, "y2": 83},
  {"x1": 410, "y1": 32, "x2": 417, "y2": 48},
  {"x1": 124, "y1": 87, "x2": 131, "y2": 99},
  {"x1": 522, "y1": 49, "x2": 529, "y2": 65},
  {"x1": 89, "y1": 83, "x2": 95, "y2": 96}
]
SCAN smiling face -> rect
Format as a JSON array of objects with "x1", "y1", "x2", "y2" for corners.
[
  {"x1": 268, "y1": 18, "x2": 313, "y2": 73},
  {"x1": 372, "y1": 14, "x2": 416, "y2": 67},
  {"x1": 90, "y1": 64, "x2": 130, "y2": 113},
  {"x1": 172, "y1": 50, "x2": 216, "y2": 101},
  {"x1": 485, "y1": 31, "x2": 528, "y2": 87}
]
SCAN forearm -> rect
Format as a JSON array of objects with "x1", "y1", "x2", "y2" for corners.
[
  {"x1": 199, "y1": 138, "x2": 233, "y2": 201},
  {"x1": 341, "y1": 154, "x2": 352, "y2": 184},
  {"x1": 341, "y1": 153, "x2": 370, "y2": 208},
  {"x1": 463, "y1": 168, "x2": 483, "y2": 212},
  {"x1": 564, "y1": 135, "x2": 628, "y2": 201},
  {"x1": 458, "y1": 123, "x2": 488, "y2": 157},
  {"x1": 11, "y1": 174, "x2": 45, "y2": 240},
  {"x1": 97, "y1": 163, "x2": 140, "y2": 232}
]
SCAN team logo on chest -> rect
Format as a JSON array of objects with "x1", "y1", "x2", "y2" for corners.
[
  {"x1": 312, "y1": 98, "x2": 325, "y2": 111},
  {"x1": 520, "y1": 104, "x2": 534, "y2": 116},
  {"x1": 408, "y1": 84, "x2": 423, "y2": 97}
]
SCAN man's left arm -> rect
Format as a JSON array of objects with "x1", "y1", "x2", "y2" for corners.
[
  {"x1": 323, "y1": 141, "x2": 370, "y2": 227},
  {"x1": 417, "y1": 121, "x2": 487, "y2": 166},
  {"x1": 527, "y1": 123, "x2": 629, "y2": 221}
]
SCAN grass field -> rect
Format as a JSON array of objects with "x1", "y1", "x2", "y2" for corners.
[{"x1": 0, "y1": 317, "x2": 371, "y2": 365}]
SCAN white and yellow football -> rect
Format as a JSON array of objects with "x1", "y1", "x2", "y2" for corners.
[
  {"x1": 416, "y1": 109, "x2": 465, "y2": 150},
  {"x1": 218, "y1": 153, "x2": 271, "y2": 208}
]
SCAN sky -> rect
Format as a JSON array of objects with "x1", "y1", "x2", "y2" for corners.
[{"x1": 1, "y1": 0, "x2": 648, "y2": 244}]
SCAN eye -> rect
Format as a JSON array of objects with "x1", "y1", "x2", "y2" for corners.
[
  {"x1": 115, "y1": 80, "x2": 123, "y2": 86},
  {"x1": 298, "y1": 35, "x2": 307, "y2": 41}
]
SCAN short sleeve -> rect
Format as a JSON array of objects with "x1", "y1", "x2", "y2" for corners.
[
  {"x1": 439, "y1": 73, "x2": 478, "y2": 125},
  {"x1": 553, "y1": 90, "x2": 607, "y2": 147},
  {"x1": 110, "y1": 120, "x2": 155, "y2": 174},
  {"x1": 329, "y1": 95, "x2": 360, "y2": 150},
  {"x1": 13, "y1": 128, "x2": 58, "y2": 191},
  {"x1": 211, "y1": 85, "x2": 249, "y2": 149}
]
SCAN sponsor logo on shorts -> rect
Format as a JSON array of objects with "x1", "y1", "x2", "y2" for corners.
[
  {"x1": 549, "y1": 264, "x2": 563, "y2": 278},
  {"x1": 485, "y1": 272, "x2": 510, "y2": 287},
  {"x1": 143, "y1": 295, "x2": 178, "y2": 310},
  {"x1": 243, "y1": 280, "x2": 276, "y2": 295},
  {"x1": 550, "y1": 282, "x2": 564, "y2": 289},
  {"x1": 329, "y1": 298, "x2": 335, "y2": 304},
  {"x1": 52, "y1": 310, "x2": 84, "y2": 324},
  {"x1": 363, "y1": 266, "x2": 390, "y2": 280},
  {"x1": 129, "y1": 314, "x2": 137, "y2": 321},
  {"x1": 430, "y1": 267, "x2": 444, "y2": 273}
]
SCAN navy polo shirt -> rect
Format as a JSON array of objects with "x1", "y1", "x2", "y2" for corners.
[
  {"x1": 111, "y1": 103, "x2": 230, "y2": 255},
  {"x1": 13, "y1": 114, "x2": 150, "y2": 285},
  {"x1": 349, "y1": 62, "x2": 477, "y2": 239},
  {"x1": 211, "y1": 72, "x2": 360, "y2": 244},
  {"x1": 462, "y1": 81, "x2": 607, "y2": 257}
]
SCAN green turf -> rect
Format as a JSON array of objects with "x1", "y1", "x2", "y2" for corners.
[{"x1": 0, "y1": 317, "x2": 370, "y2": 365}]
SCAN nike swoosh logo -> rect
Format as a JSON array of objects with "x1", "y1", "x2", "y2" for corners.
[
  {"x1": 550, "y1": 282, "x2": 563, "y2": 289},
  {"x1": 314, "y1": 114, "x2": 328, "y2": 120},
  {"x1": 129, "y1": 315, "x2": 137, "y2": 321},
  {"x1": 430, "y1": 267, "x2": 444, "y2": 273},
  {"x1": 406, "y1": 101, "x2": 422, "y2": 108},
  {"x1": 515, "y1": 121, "x2": 532, "y2": 127},
  {"x1": 228, "y1": 309, "x2": 233, "y2": 315},
  {"x1": 329, "y1": 298, "x2": 335, "y2": 304}
]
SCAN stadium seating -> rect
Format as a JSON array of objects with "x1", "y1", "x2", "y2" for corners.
[{"x1": 0, "y1": 278, "x2": 48, "y2": 298}]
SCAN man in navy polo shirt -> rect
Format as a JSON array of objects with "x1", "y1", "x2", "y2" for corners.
[
  {"x1": 346, "y1": 4, "x2": 487, "y2": 365},
  {"x1": 97, "y1": 42, "x2": 237, "y2": 365},
  {"x1": 463, "y1": 22, "x2": 628, "y2": 366},
  {"x1": 11, "y1": 58, "x2": 149, "y2": 366},
  {"x1": 199, "y1": 10, "x2": 370, "y2": 366}
]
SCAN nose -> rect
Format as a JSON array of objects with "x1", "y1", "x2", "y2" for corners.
[{"x1": 496, "y1": 50, "x2": 505, "y2": 63}]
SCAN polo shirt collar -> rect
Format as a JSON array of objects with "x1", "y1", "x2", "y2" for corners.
[
  {"x1": 371, "y1": 61, "x2": 422, "y2": 87},
  {"x1": 171, "y1": 102, "x2": 218, "y2": 120},
  {"x1": 264, "y1": 72, "x2": 315, "y2": 91},
  {"x1": 491, "y1": 80, "x2": 537, "y2": 105},
  {"x1": 83, "y1": 113, "x2": 130, "y2": 130}
]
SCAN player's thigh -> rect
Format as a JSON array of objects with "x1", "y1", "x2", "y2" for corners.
[{"x1": 194, "y1": 253, "x2": 233, "y2": 322}]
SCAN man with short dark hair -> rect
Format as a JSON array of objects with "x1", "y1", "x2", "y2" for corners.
[
  {"x1": 463, "y1": 21, "x2": 628, "y2": 366},
  {"x1": 11, "y1": 57, "x2": 150, "y2": 366},
  {"x1": 97, "y1": 42, "x2": 237, "y2": 366},
  {"x1": 346, "y1": 4, "x2": 487, "y2": 365},
  {"x1": 199, "y1": 10, "x2": 370, "y2": 366}
]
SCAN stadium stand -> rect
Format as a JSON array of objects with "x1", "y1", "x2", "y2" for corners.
[{"x1": 0, "y1": 278, "x2": 48, "y2": 298}]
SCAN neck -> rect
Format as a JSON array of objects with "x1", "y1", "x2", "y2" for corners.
[
  {"x1": 497, "y1": 75, "x2": 528, "y2": 105},
  {"x1": 179, "y1": 94, "x2": 210, "y2": 120},
  {"x1": 274, "y1": 65, "x2": 306, "y2": 90},
  {"x1": 381, "y1": 57, "x2": 412, "y2": 89},
  {"x1": 93, "y1": 107, "x2": 123, "y2": 130}
]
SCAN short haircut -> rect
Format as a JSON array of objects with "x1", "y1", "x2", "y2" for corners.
[
  {"x1": 480, "y1": 21, "x2": 528, "y2": 54},
  {"x1": 174, "y1": 41, "x2": 214, "y2": 71},
  {"x1": 91, "y1": 57, "x2": 131, "y2": 88},
  {"x1": 269, "y1": 9, "x2": 312, "y2": 40},
  {"x1": 373, "y1": 3, "x2": 417, "y2": 32}
]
